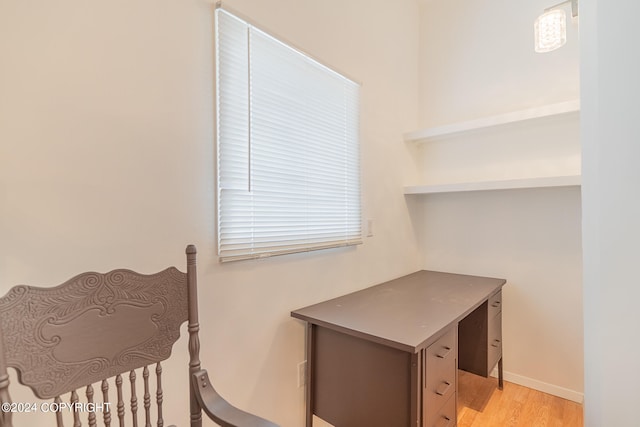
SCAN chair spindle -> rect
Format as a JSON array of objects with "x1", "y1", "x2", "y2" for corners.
[
  {"x1": 54, "y1": 395, "x2": 64, "y2": 427},
  {"x1": 130, "y1": 370, "x2": 138, "y2": 427},
  {"x1": 70, "y1": 390, "x2": 80, "y2": 427},
  {"x1": 156, "y1": 362, "x2": 164, "y2": 427},
  {"x1": 116, "y1": 374, "x2": 125, "y2": 427},
  {"x1": 143, "y1": 366, "x2": 151, "y2": 427},
  {"x1": 102, "y1": 380, "x2": 111, "y2": 427},
  {"x1": 86, "y1": 384, "x2": 96, "y2": 427}
]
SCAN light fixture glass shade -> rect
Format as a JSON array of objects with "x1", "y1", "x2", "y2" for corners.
[{"x1": 534, "y1": 9, "x2": 567, "y2": 53}]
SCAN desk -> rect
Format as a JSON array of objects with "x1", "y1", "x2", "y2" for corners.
[{"x1": 291, "y1": 270, "x2": 505, "y2": 427}]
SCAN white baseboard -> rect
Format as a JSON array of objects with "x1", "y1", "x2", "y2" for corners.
[{"x1": 490, "y1": 368, "x2": 584, "y2": 403}]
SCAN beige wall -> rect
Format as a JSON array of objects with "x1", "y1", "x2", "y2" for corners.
[
  {"x1": 0, "y1": 0, "x2": 421, "y2": 425},
  {"x1": 0, "y1": 0, "x2": 596, "y2": 422},
  {"x1": 414, "y1": 0, "x2": 583, "y2": 401}
]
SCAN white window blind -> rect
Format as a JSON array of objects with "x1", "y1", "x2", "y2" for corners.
[{"x1": 215, "y1": 8, "x2": 362, "y2": 262}]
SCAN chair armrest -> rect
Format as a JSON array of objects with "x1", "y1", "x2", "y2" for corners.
[{"x1": 191, "y1": 369, "x2": 279, "y2": 427}]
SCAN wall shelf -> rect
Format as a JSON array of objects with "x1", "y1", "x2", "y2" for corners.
[
  {"x1": 404, "y1": 100, "x2": 580, "y2": 143},
  {"x1": 404, "y1": 175, "x2": 581, "y2": 195}
]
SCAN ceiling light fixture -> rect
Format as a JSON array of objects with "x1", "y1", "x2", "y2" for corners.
[{"x1": 534, "y1": 0, "x2": 578, "y2": 53}]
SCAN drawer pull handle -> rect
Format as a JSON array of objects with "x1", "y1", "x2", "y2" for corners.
[
  {"x1": 436, "y1": 346, "x2": 452, "y2": 359},
  {"x1": 491, "y1": 339, "x2": 501, "y2": 348},
  {"x1": 435, "y1": 381, "x2": 451, "y2": 396},
  {"x1": 435, "y1": 416, "x2": 452, "y2": 427},
  {"x1": 492, "y1": 301, "x2": 501, "y2": 308}
]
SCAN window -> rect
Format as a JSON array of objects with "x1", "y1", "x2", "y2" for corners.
[{"x1": 215, "y1": 7, "x2": 362, "y2": 262}]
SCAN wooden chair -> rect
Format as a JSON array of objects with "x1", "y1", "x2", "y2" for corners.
[{"x1": 0, "y1": 245, "x2": 278, "y2": 427}]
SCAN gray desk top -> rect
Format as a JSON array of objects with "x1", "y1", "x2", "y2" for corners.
[{"x1": 291, "y1": 270, "x2": 505, "y2": 353}]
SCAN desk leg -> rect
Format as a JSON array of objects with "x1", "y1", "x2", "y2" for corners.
[
  {"x1": 498, "y1": 357, "x2": 504, "y2": 390},
  {"x1": 305, "y1": 323, "x2": 315, "y2": 427}
]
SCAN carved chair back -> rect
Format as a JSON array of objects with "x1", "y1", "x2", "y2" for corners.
[{"x1": 0, "y1": 245, "x2": 204, "y2": 427}]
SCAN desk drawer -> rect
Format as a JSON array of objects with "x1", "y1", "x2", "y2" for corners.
[
  {"x1": 428, "y1": 393, "x2": 456, "y2": 427},
  {"x1": 424, "y1": 326, "x2": 457, "y2": 421},
  {"x1": 488, "y1": 291, "x2": 502, "y2": 318},
  {"x1": 488, "y1": 311, "x2": 502, "y2": 372}
]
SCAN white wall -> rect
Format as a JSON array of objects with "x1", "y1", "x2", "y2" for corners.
[
  {"x1": 419, "y1": 0, "x2": 580, "y2": 127},
  {"x1": 0, "y1": 1, "x2": 421, "y2": 426},
  {"x1": 415, "y1": 0, "x2": 584, "y2": 401},
  {"x1": 581, "y1": 0, "x2": 640, "y2": 425}
]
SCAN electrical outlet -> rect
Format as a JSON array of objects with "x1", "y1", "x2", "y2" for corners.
[{"x1": 297, "y1": 360, "x2": 307, "y2": 388}]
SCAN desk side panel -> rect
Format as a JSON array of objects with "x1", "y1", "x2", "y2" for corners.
[
  {"x1": 458, "y1": 301, "x2": 489, "y2": 377},
  {"x1": 313, "y1": 327, "x2": 413, "y2": 427}
]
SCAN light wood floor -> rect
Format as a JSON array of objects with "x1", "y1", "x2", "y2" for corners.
[{"x1": 458, "y1": 370, "x2": 583, "y2": 427}]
